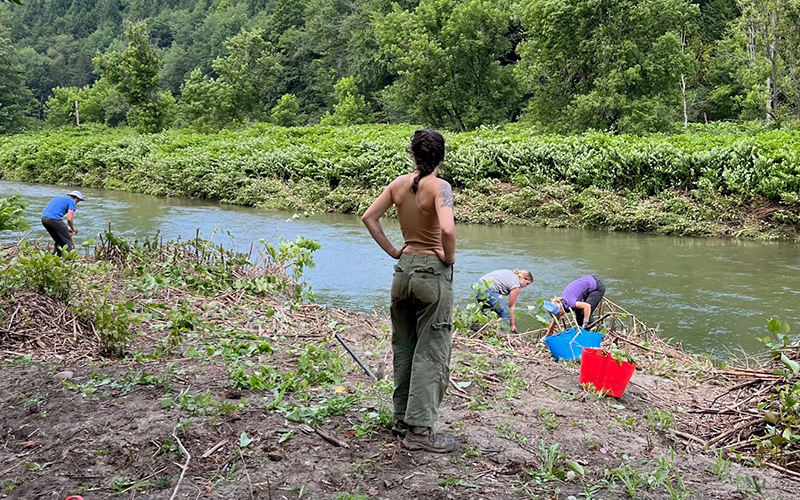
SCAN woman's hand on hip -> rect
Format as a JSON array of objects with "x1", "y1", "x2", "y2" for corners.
[
  {"x1": 389, "y1": 244, "x2": 408, "y2": 259},
  {"x1": 433, "y1": 248, "x2": 454, "y2": 265}
]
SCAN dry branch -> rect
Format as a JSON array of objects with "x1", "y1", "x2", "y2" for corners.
[
  {"x1": 304, "y1": 425, "x2": 350, "y2": 448},
  {"x1": 169, "y1": 427, "x2": 191, "y2": 500}
]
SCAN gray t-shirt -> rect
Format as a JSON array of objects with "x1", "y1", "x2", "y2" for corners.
[{"x1": 478, "y1": 269, "x2": 520, "y2": 296}]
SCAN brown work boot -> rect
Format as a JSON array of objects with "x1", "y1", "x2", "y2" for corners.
[
  {"x1": 391, "y1": 419, "x2": 409, "y2": 437},
  {"x1": 402, "y1": 426, "x2": 455, "y2": 453}
]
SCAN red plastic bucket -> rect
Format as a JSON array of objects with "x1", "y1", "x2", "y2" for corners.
[{"x1": 579, "y1": 348, "x2": 636, "y2": 398}]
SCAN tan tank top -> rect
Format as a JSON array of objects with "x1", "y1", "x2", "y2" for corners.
[{"x1": 396, "y1": 175, "x2": 443, "y2": 254}]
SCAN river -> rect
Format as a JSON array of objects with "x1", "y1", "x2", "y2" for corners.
[{"x1": 2, "y1": 179, "x2": 798, "y2": 357}]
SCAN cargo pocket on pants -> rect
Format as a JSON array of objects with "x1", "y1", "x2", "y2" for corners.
[{"x1": 410, "y1": 267, "x2": 441, "y2": 304}]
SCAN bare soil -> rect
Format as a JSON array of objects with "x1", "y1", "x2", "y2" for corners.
[{"x1": 1, "y1": 286, "x2": 797, "y2": 500}]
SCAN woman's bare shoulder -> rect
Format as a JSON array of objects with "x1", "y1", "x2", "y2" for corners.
[
  {"x1": 423, "y1": 176, "x2": 453, "y2": 197},
  {"x1": 388, "y1": 174, "x2": 410, "y2": 191},
  {"x1": 417, "y1": 176, "x2": 452, "y2": 208},
  {"x1": 384, "y1": 174, "x2": 409, "y2": 201},
  {"x1": 390, "y1": 173, "x2": 411, "y2": 183},
  {"x1": 421, "y1": 176, "x2": 451, "y2": 190}
]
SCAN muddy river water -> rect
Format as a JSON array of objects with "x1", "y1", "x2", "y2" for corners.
[{"x1": 2, "y1": 179, "x2": 798, "y2": 357}]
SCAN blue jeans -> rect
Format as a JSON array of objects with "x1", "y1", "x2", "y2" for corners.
[{"x1": 475, "y1": 289, "x2": 511, "y2": 324}]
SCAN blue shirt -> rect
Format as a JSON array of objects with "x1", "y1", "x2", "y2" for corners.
[{"x1": 41, "y1": 196, "x2": 77, "y2": 220}]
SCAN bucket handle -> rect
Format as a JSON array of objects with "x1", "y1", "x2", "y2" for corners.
[{"x1": 568, "y1": 328, "x2": 582, "y2": 357}]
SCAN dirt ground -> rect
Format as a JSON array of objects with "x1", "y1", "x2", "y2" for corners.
[{"x1": 1, "y1": 286, "x2": 798, "y2": 500}]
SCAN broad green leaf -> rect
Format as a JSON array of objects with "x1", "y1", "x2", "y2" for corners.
[
  {"x1": 566, "y1": 459, "x2": 585, "y2": 476},
  {"x1": 240, "y1": 431, "x2": 252, "y2": 448},
  {"x1": 780, "y1": 354, "x2": 799, "y2": 376},
  {"x1": 768, "y1": 318, "x2": 783, "y2": 333}
]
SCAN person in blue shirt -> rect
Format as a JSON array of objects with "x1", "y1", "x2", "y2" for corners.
[{"x1": 41, "y1": 190, "x2": 85, "y2": 256}]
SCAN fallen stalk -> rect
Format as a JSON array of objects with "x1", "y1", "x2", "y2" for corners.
[
  {"x1": 169, "y1": 427, "x2": 191, "y2": 500},
  {"x1": 335, "y1": 333, "x2": 378, "y2": 381},
  {"x1": 300, "y1": 424, "x2": 350, "y2": 448}
]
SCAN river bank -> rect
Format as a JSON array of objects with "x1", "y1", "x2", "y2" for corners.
[
  {"x1": 1, "y1": 124, "x2": 799, "y2": 241},
  {"x1": 1, "y1": 234, "x2": 797, "y2": 499},
  {"x1": 6, "y1": 177, "x2": 800, "y2": 357}
]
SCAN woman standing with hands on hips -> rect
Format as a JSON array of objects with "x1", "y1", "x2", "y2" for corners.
[
  {"x1": 546, "y1": 275, "x2": 606, "y2": 336},
  {"x1": 362, "y1": 129, "x2": 457, "y2": 453}
]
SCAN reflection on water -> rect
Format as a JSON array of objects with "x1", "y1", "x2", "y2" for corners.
[{"x1": 2, "y1": 179, "x2": 798, "y2": 357}]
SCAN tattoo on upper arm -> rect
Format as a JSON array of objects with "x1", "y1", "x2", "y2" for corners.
[{"x1": 439, "y1": 183, "x2": 453, "y2": 208}]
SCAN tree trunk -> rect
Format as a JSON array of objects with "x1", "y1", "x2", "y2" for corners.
[
  {"x1": 680, "y1": 31, "x2": 688, "y2": 129},
  {"x1": 765, "y1": 76, "x2": 772, "y2": 125},
  {"x1": 769, "y1": 8, "x2": 779, "y2": 124},
  {"x1": 681, "y1": 75, "x2": 688, "y2": 129},
  {"x1": 74, "y1": 100, "x2": 80, "y2": 127},
  {"x1": 769, "y1": 45, "x2": 778, "y2": 122}
]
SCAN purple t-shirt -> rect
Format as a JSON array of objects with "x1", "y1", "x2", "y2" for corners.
[{"x1": 561, "y1": 275, "x2": 597, "y2": 309}]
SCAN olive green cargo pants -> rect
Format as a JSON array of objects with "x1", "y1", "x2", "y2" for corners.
[{"x1": 390, "y1": 253, "x2": 454, "y2": 428}]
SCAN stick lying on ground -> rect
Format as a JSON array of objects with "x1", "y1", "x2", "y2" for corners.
[
  {"x1": 335, "y1": 333, "x2": 378, "y2": 381},
  {"x1": 300, "y1": 424, "x2": 350, "y2": 448}
]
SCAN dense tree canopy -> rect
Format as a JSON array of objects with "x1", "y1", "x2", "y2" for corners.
[
  {"x1": 2, "y1": 0, "x2": 800, "y2": 133},
  {"x1": 0, "y1": 14, "x2": 33, "y2": 133},
  {"x1": 517, "y1": 0, "x2": 697, "y2": 133},
  {"x1": 178, "y1": 27, "x2": 281, "y2": 130},
  {"x1": 95, "y1": 21, "x2": 175, "y2": 132},
  {"x1": 378, "y1": 0, "x2": 520, "y2": 130}
]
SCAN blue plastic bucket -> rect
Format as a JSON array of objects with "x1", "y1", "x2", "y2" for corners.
[{"x1": 544, "y1": 328, "x2": 603, "y2": 361}]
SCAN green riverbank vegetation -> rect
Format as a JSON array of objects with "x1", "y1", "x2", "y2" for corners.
[
  {"x1": 0, "y1": 195, "x2": 28, "y2": 232},
  {"x1": 1, "y1": 232, "x2": 799, "y2": 498},
  {"x1": 3, "y1": 0, "x2": 800, "y2": 240},
  {"x1": 2, "y1": 123, "x2": 800, "y2": 240}
]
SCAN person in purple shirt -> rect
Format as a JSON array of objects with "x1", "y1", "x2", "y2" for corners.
[
  {"x1": 41, "y1": 190, "x2": 85, "y2": 256},
  {"x1": 545, "y1": 275, "x2": 606, "y2": 335}
]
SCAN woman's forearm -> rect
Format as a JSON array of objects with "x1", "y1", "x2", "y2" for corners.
[
  {"x1": 508, "y1": 290, "x2": 520, "y2": 326},
  {"x1": 364, "y1": 219, "x2": 398, "y2": 257},
  {"x1": 546, "y1": 318, "x2": 556, "y2": 336},
  {"x1": 441, "y1": 228, "x2": 456, "y2": 263}
]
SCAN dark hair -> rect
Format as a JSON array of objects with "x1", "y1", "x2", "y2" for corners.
[{"x1": 408, "y1": 129, "x2": 445, "y2": 194}]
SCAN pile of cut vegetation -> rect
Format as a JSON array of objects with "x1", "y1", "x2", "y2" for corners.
[
  {"x1": 681, "y1": 319, "x2": 800, "y2": 478},
  {"x1": 0, "y1": 230, "x2": 320, "y2": 361},
  {"x1": 0, "y1": 244, "x2": 97, "y2": 360},
  {"x1": 541, "y1": 297, "x2": 800, "y2": 479},
  {"x1": 0, "y1": 289, "x2": 94, "y2": 360}
]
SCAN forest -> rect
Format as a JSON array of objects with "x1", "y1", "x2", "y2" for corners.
[{"x1": 1, "y1": 0, "x2": 799, "y2": 135}]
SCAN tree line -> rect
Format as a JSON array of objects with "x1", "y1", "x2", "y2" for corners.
[{"x1": 1, "y1": 0, "x2": 799, "y2": 134}]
